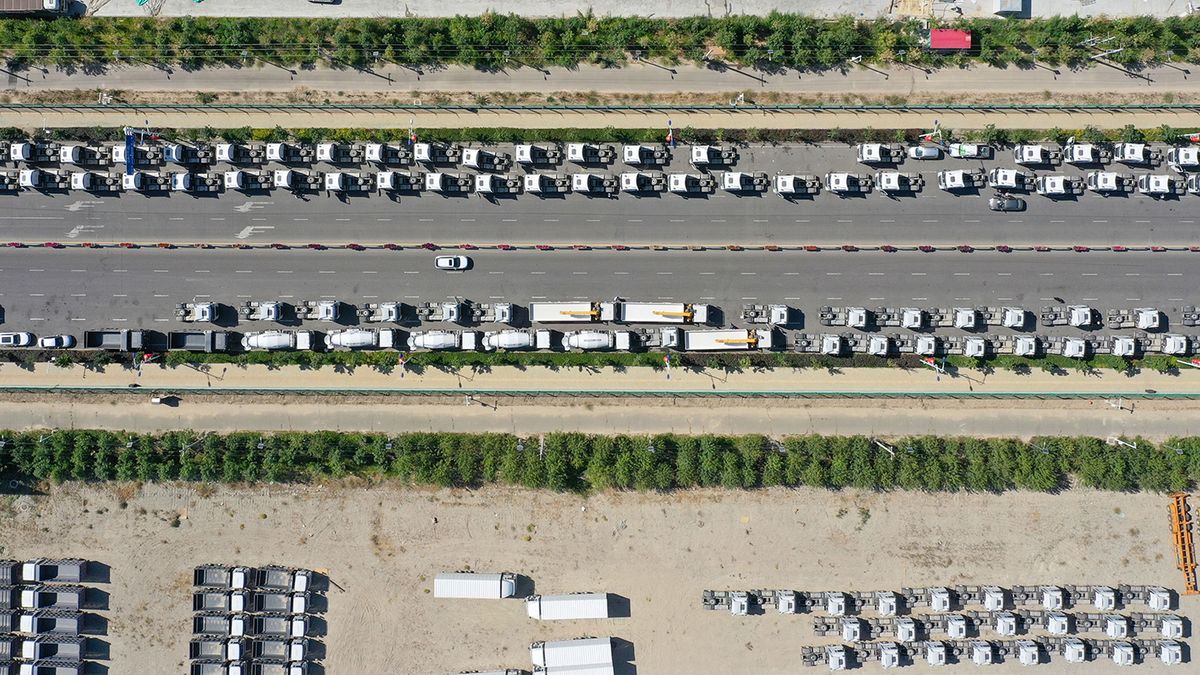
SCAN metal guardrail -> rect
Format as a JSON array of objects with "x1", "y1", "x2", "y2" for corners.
[
  {"x1": 6, "y1": 385, "x2": 1200, "y2": 399},
  {"x1": 4, "y1": 103, "x2": 1200, "y2": 113}
]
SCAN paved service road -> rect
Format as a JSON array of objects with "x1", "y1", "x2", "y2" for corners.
[
  {"x1": 1, "y1": 145, "x2": 1197, "y2": 246},
  {"x1": 0, "y1": 248, "x2": 1196, "y2": 335}
]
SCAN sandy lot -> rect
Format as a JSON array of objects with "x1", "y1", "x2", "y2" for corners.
[{"x1": 0, "y1": 484, "x2": 1193, "y2": 674}]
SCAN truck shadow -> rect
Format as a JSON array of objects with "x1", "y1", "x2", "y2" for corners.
[{"x1": 607, "y1": 593, "x2": 632, "y2": 619}]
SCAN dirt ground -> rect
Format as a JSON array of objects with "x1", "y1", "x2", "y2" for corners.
[{"x1": 0, "y1": 483, "x2": 1193, "y2": 674}]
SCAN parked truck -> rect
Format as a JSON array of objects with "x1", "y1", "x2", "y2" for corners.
[
  {"x1": 412, "y1": 142, "x2": 462, "y2": 165},
  {"x1": 462, "y1": 148, "x2": 513, "y2": 172},
  {"x1": 215, "y1": 143, "x2": 266, "y2": 165},
  {"x1": 9, "y1": 141, "x2": 61, "y2": 164},
  {"x1": 177, "y1": 301, "x2": 218, "y2": 323},
  {"x1": 364, "y1": 142, "x2": 413, "y2": 166},
  {"x1": 171, "y1": 172, "x2": 224, "y2": 194},
  {"x1": 324, "y1": 328, "x2": 395, "y2": 350},
  {"x1": 58, "y1": 145, "x2": 110, "y2": 167},
  {"x1": 376, "y1": 170, "x2": 424, "y2": 192},
  {"x1": 273, "y1": 169, "x2": 323, "y2": 192},
  {"x1": 571, "y1": 173, "x2": 618, "y2": 195},
  {"x1": 19, "y1": 586, "x2": 83, "y2": 611},
  {"x1": 530, "y1": 637, "x2": 614, "y2": 669},
  {"x1": 526, "y1": 593, "x2": 610, "y2": 620},
  {"x1": 194, "y1": 565, "x2": 255, "y2": 589},
  {"x1": 18, "y1": 169, "x2": 70, "y2": 190},
  {"x1": 122, "y1": 171, "x2": 171, "y2": 193},
  {"x1": 0, "y1": 0, "x2": 68, "y2": 15},
  {"x1": 110, "y1": 144, "x2": 164, "y2": 168},
  {"x1": 69, "y1": 171, "x2": 121, "y2": 192},
  {"x1": 323, "y1": 171, "x2": 374, "y2": 193},
  {"x1": 192, "y1": 590, "x2": 250, "y2": 612},
  {"x1": 562, "y1": 330, "x2": 633, "y2": 351},
  {"x1": 680, "y1": 328, "x2": 773, "y2": 351},
  {"x1": 407, "y1": 330, "x2": 478, "y2": 351},
  {"x1": 83, "y1": 329, "x2": 144, "y2": 351},
  {"x1": 254, "y1": 567, "x2": 312, "y2": 593},
  {"x1": 163, "y1": 142, "x2": 215, "y2": 166},
  {"x1": 18, "y1": 611, "x2": 81, "y2": 636},
  {"x1": 241, "y1": 331, "x2": 313, "y2": 352},
  {"x1": 530, "y1": 302, "x2": 615, "y2": 324},
  {"x1": 20, "y1": 636, "x2": 83, "y2": 662},
  {"x1": 433, "y1": 572, "x2": 517, "y2": 599},
  {"x1": 356, "y1": 302, "x2": 406, "y2": 323},
  {"x1": 238, "y1": 301, "x2": 282, "y2": 322},
  {"x1": 615, "y1": 302, "x2": 709, "y2": 325},
  {"x1": 265, "y1": 142, "x2": 315, "y2": 164},
  {"x1": 19, "y1": 560, "x2": 84, "y2": 584},
  {"x1": 481, "y1": 330, "x2": 551, "y2": 352},
  {"x1": 566, "y1": 143, "x2": 616, "y2": 165},
  {"x1": 316, "y1": 142, "x2": 365, "y2": 165},
  {"x1": 515, "y1": 143, "x2": 563, "y2": 166},
  {"x1": 524, "y1": 173, "x2": 572, "y2": 195},
  {"x1": 250, "y1": 591, "x2": 308, "y2": 614},
  {"x1": 223, "y1": 170, "x2": 274, "y2": 191}
]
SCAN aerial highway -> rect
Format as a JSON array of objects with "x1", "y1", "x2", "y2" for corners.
[
  {"x1": 1, "y1": 144, "x2": 1197, "y2": 246},
  {"x1": 0, "y1": 248, "x2": 1195, "y2": 335}
]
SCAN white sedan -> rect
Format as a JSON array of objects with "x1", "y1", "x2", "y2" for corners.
[
  {"x1": 435, "y1": 255, "x2": 471, "y2": 271},
  {"x1": 38, "y1": 335, "x2": 76, "y2": 349}
]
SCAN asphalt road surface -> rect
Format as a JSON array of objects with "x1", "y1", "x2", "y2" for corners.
[
  {"x1": 2, "y1": 145, "x2": 1196, "y2": 246},
  {"x1": 0, "y1": 248, "x2": 1196, "y2": 336}
]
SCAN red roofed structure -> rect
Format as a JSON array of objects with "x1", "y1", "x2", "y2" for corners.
[{"x1": 927, "y1": 29, "x2": 972, "y2": 51}]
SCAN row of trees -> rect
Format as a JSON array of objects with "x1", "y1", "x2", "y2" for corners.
[
  {"x1": 1, "y1": 15, "x2": 1200, "y2": 69},
  {"x1": 2, "y1": 430, "x2": 1198, "y2": 494}
]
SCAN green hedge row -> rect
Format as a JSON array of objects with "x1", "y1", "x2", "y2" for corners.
[
  {"x1": 2, "y1": 430, "x2": 1198, "y2": 493},
  {"x1": 1, "y1": 15, "x2": 1198, "y2": 69}
]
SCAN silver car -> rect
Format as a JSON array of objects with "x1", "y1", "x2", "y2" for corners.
[
  {"x1": 988, "y1": 194, "x2": 1026, "y2": 212},
  {"x1": 39, "y1": 334, "x2": 77, "y2": 349},
  {"x1": 907, "y1": 145, "x2": 942, "y2": 160}
]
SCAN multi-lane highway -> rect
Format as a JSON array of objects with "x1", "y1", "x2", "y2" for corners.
[
  {"x1": 2, "y1": 145, "x2": 1197, "y2": 246},
  {"x1": 0, "y1": 248, "x2": 1196, "y2": 335}
]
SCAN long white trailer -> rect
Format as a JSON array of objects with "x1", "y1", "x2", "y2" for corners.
[
  {"x1": 615, "y1": 302, "x2": 709, "y2": 324},
  {"x1": 433, "y1": 572, "x2": 517, "y2": 599},
  {"x1": 526, "y1": 593, "x2": 610, "y2": 620},
  {"x1": 530, "y1": 637, "x2": 613, "y2": 669},
  {"x1": 533, "y1": 665, "x2": 616, "y2": 675},
  {"x1": 529, "y1": 302, "x2": 615, "y2": 323},
  {"x1": 682, "y1": 328, "x2": 774, "y2": 351}
]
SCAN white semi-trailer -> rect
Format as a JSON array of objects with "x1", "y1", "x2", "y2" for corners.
[
  {"x1": 681, "y1": 328, "x2": 773, "y2": 351},
  {"x1": 433, "y1": 572, "x2": 517, "y2": 599},
  {"x1": 615, "y1": 302, "x2": 709, "y2": 325},
  {"x1": 530, "y1": 637, "x2": 614, "y2": 669},
  {"x1": 526, "y1": 593, "x2": 610, "y2": 620},
  {"x1": 529, "y1": 302, "x2": 615, "y2": 323}
]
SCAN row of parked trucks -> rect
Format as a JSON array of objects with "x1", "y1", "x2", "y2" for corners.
[
  {"x1": 0, "y1": 560, "x2": 93, "y2": 675},
  {"x1": 0, "y1": 140, "x2": 743, "y2": 170},
  {"x1": 704, "y1": 584, "x2": 1175, "y2": 617},
  {"x1": 855, "y1": 142, "x2": 1183, "y2": 169},
  {"x1": 190, "y1": 566, "x2": 319, "y2": 675},
  {"x1": 801, "y1": 637, "x2": 1183, "y2": 670}
]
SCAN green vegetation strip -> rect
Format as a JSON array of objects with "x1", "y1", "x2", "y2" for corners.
[
  {"x1": 0, "y1": 15, "x2": 1197, "y2": 69},
  {"x1": 1, "y1": 348, "x2": 1185, "y2": 376},
  {"x1": 2, "y1": 430, "x2": 1197, "y2": 493}
]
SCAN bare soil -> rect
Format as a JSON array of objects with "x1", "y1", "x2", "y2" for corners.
[{"x1": 0, "y1": 484, "x2": 1192, "y2": 673}]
